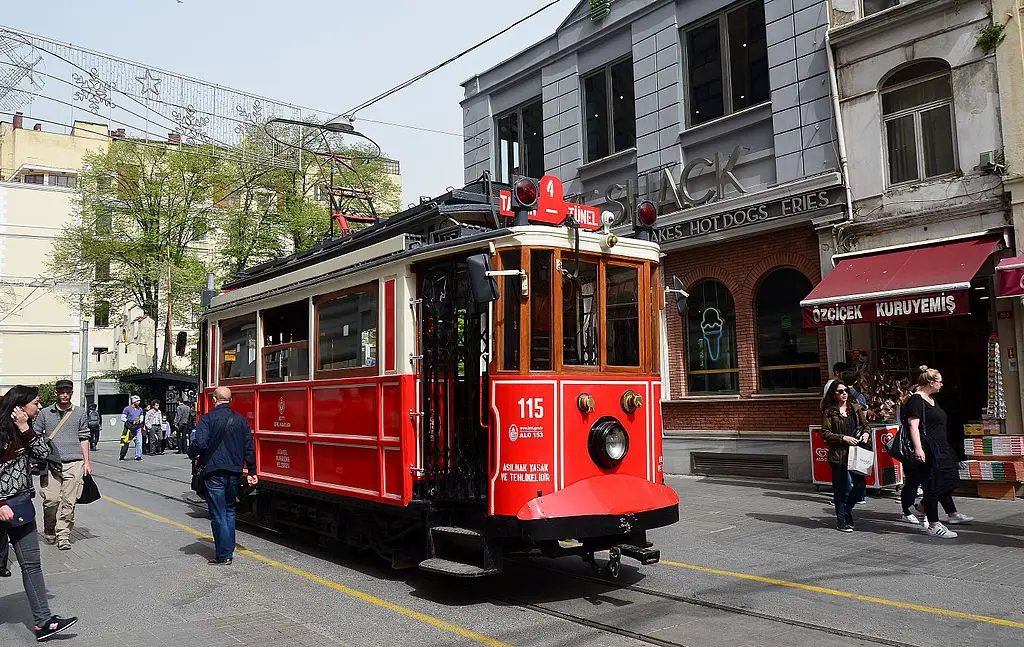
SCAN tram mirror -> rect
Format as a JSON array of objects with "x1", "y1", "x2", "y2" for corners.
[{"x1": 467, "y1": 254, "x2": 499, "y2": 303}]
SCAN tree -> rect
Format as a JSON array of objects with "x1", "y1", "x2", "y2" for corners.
[{"x1": 47, "y1": 139, "x2": 216, "y2": 371}]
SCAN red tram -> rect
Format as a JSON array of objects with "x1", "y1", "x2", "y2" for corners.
[{"x1": 198, "y1": 175, "x2": 679, "y2": 576}]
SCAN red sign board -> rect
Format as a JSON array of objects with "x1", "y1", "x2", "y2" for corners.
[
  {"x1": 498, "y1": 174, "x2": 601, "y2": 231},
  {"x1": 997, "y1": 259, "x2": 1024, "y2": 298},
  {"x1": 802, "y1": 291, "x2": 969, "y2": 328}
]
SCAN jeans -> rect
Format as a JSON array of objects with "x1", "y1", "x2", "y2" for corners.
[
  {"x1": 830, "y1": 462, "x2": 866, "y2": 525},
  {"x1": 7, "y1": 520, "x2": 53, "y2": 627},
  {"x1": 0, "y1": 528, "x2": 8, "y2": 570},
  {"x1": 205, "y1": 471, "x2": 240, "y2": 561},
  {"x1": 89, "y1": 426, "x2": 99, "y2": 449},
  {"x1": 148, "y1": 425, "x2": 163, "y2": 454}
]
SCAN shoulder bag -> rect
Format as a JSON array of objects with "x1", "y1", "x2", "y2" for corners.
[
  {"x1": 190, "y1": 415, "x2": 237, "y2": 498},
  {"x1": 0, "y1": 492, "x2": 36, "y2": 528},
  {"x1": 30, "y1": 410, "x2": 72, "y2": 477}
]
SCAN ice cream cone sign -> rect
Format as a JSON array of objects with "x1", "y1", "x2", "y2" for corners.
[{"x1": 701, "y1": 308, "x2": 725, "y2": 362}]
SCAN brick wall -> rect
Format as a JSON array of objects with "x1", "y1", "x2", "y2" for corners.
[{"x1": 662, "y1": 224, "x2": 828, "y2": 433}]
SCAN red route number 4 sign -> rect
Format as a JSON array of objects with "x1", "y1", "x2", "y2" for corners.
[{"x1": 498, "y1": 175, "x2": 602, "y2": 231}]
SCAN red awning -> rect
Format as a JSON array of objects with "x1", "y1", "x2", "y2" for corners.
[
  {"x1": 801, "y1": 236, "x2": 1002, "y2": 327},
  {"x1": 996, "y1": 256, "x2": 1024, "y2": 298}
]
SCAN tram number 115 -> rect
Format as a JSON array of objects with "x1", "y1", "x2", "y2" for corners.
[{"x1": 518, "y1": 398, "x2": 545, "y2": 419}]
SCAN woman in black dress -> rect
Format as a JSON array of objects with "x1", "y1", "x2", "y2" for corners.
[
  {"x1": 904, "y1": 366, "x2": 963, "y2": 539},
  {"x1": 820, "y1": 380, "x2": 870, "y2": 532}
]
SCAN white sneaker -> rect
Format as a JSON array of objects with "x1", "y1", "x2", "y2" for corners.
[
  {"x1": 924, "y1": 523, "x2": 958, "y2": 538},
  {"x1": 946, "y1": 512, "x2": 974, "y2": 525},
  {"x1": 901, "y1": 513, "x2": 923, "y2": 525}
]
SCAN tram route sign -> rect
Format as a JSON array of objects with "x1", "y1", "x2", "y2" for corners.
[{"x1": 499, "y1": 175, "x2": 602, "y2": 231}]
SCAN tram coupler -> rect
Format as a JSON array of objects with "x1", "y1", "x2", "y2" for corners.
[{"x1": 617, "y1": 543, "x2": 661, "y2": 565}]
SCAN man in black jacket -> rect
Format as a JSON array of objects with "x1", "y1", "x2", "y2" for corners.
[
  {"x1": 173, "y1": 400, "x2": 194, "y2": 455},
  {"x1": 187, "y1": 387, "x2": 257, "y2": 565}
]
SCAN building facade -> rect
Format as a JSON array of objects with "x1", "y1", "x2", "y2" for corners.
[
  {"x1": 806, "y1": 0, "x2": 1017, "y2": 473},
  {"x1": 463, "y1": 0, "x2": 846, "y2": 479}
]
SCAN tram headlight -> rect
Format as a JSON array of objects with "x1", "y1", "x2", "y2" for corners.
[{"x1": 588, "y1": 416, "x2": 630, "y2": 469}]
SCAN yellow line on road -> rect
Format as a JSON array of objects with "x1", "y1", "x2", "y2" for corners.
[
  {"x1": 661, "y1": 559, "x2": 1024, "y2": 629},
  {"x1": 102, "y1": 496, "x2": 513, "y2": 647}
]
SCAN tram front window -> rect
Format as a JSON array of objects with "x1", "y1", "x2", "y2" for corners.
[
  {"x1": 530, "y1": 250, "x2": 553, "y2": 371},
  {"x1": 562, "y1": 259, "x2": 599, "y2": 366},
  {"x1": 220, "y1": 315, "x2": 257, "y2": 381},
  {"x1": 606, "y1": 264, "x2": 640, "y2": 366},
  {"x1": 500, "y1": 251, "x2": 521, "y2": 371}
]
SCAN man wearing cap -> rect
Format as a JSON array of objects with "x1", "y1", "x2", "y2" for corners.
[
  {"x1": 120, "y1": 395, "x2": 145, "y2": 462},
  {"x1": 34, "y1": 379, "x2": 92, "y2": 550}
]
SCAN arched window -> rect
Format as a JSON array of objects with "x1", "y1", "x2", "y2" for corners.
[
  {"x1": 686, "y1": 280, "x2": 738, "y2": 393},
  {"x1": 756, "y1": 268, "x2": 821, "y2": 391},
  {"x1": 881, "y1": 60, "x2": 955, "y2": 186}
]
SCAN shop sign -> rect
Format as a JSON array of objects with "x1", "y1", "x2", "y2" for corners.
[
  {"x1": 802, "y1": 291, "x2": 969, "y2": 328},
  {"x1": 653, "y1": 188, "x2": 842, "y2": 244}
]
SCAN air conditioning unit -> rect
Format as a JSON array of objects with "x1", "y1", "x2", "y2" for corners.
[{"x1": 979, "y1": 150, "x2": 1000, "y2": 173}]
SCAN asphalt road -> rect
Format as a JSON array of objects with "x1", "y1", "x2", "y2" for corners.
[{"x1": 1, "y1": 444, "x2": 1022, "y2": 646}]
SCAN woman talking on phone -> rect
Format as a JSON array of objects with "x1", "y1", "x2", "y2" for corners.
[{"x1": 0, "y1": 385, "x2": 78, "y2": 641}]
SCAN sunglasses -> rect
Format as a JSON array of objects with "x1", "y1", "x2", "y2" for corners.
[{"x1": 835, "y1": 389, "x2": 848, "y2": 394}]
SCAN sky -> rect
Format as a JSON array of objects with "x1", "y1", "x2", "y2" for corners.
[{"x1": 4, "y1": 0, "x2": 575, "y2": 206}]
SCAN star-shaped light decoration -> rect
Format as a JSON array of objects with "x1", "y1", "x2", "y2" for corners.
[{"x1": 136, "y1": 68, "x2": 161, "y2": 98}]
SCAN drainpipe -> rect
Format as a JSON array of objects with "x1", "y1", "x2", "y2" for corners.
[{"x1": 825, "y1": 29, "x2": 855, "y2": 259}]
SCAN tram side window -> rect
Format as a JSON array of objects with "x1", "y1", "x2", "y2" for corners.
[
  {"x1": 199, "y1": 323, "x2": 208, "y2": 387},
  {"x1": 220, "y1": 315, "x2": 257, "y2": 382},
  {"x1": 530, "y1": 250, "x2": 553, "y2": 370},
  {"x1": 318, "y1": 287, "x2": 378, "y2": 373},
  {"x1": 562, "y1": 259, "x2": 599, "y2": 366},
  {"x1": 263, "y1": 299, "x2": 310, "y2": 382},
  {"x1": 606, "y1": 264, "x2": 640, "y2": 366},
  {"x1": 500, "y1": 251, "x2": 521, "y2": 371}
]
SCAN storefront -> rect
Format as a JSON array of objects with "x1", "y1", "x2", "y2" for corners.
[{"x1": 801, "y1": 234, "x2": 1018, "y2": 456}]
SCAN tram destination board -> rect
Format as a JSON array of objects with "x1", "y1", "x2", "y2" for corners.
[{"x1": 498, "y1": 175, "x2": 602, "y2": 231}]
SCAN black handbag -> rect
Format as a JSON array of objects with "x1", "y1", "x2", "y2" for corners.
[
  {"x1": 191, "y1": 416, "x2": 236, "y2": 498},
  {"x1": 1, "y1": 493, "x2": 36, "y2": 528},
  {"x1": 885, "y1": 402, "x2": 920, "y2": 462},
  {"x1": 77, "y1": 474, "x2": 101, "y2": 505}
]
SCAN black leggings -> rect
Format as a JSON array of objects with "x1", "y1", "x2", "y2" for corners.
[{"x1": 901, "y1": 461, "x2": 956, "y2": 522}]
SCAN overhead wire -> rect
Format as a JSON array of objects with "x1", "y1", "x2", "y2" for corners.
[{"x1": 338, "y1": 0, "x2": 564, "y2": 120}]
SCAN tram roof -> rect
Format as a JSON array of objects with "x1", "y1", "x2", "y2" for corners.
[{"x1": 224, "y1": 180, "x2": 503, "y2": 291}]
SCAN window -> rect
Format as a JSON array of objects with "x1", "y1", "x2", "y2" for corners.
[
  {"x1": 95, "y1": 210, "x2": 112, "y2": 235},
  {"x1": 530, "y1": 250, "x2": 553, "y2": 370},
  {"x1": 94, "y1": 301, "x2": 110, "y2": 328},
  {"x1": 500, "y1": 251, "x2": 521, "y2": 371},
  {"x1": 881, "y1": 60, "x2": 956, "y2": 185},
  {"x1": 686, "y1": 1, "x2": 769, "y2": 126},
  {"x1": 317, "y1": 284, "x2": 377, "y2": 375},
  {"x1": 583, "y1": 58, "x2": 636, "y2": 162},
  {"x1": 562, "y1": 259, "x2": 600, "y2": 366},
  {"x1": 756, "y1": 268, "x2": 821, "y2": 391},
  {"x1": 49, "y1": 175, "x2": 76, "y2": 188},
  {"x1": 495, "y1": 99, "x2": 544, "y2": 183},
  {"x1": 220, "y1": 315, "x2": 257, "y2": 382},
  {"x1": 23, "y1": 174, "x2": 44, "y2": 185},
  {"x1": 92, "y1": 346, "x2": 108, "y2": 360},
  {"x1": 686, "y1": 281, "x2": 738, "y2": 393},
  {"x1": 95, "y1": 261, "x2": 110, "y2": 282},
  {"x1": 862, "y1": 0, "x2": 899, "y2": 17},
  {"x1": 606, "y1": 264, "x2": 640, "y2": 367},
  {"x1": 262, "y1": 300, "x2": 310, "y2": 382}
]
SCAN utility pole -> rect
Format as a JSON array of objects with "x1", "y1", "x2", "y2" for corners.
[{"x1": 80, "y1": 317, "x2": 89, "y2": 407}]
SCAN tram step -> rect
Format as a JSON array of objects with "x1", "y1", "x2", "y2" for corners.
[
  {"x1": 418, "y1": 557, "x2": 500, "y2": 578},
  {"x1": 617, "y1": 543, "x2": 661, "y2": 565}
]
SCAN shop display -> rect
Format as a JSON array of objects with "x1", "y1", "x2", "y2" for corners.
[
  {"x1": 959, "y1": 460, "x2": 1024, "y2": 482},
  {"x1": 964, "y1": 436, "x2": 1024, "y2": 457},
  {"x1": 984, "y1": 333, "x2": 1006, "y2": 420}
]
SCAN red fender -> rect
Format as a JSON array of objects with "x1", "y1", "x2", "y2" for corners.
[{"x1": 516, "y1": 474, "x2": 679, "y2": 521}]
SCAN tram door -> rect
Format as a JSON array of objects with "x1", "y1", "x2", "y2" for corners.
[{"x1": 416, "y1": 259, "x2": 490, "y2": 504}]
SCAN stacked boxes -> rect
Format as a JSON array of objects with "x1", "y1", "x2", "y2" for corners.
[
  {"x1": 959, "y1": 460, "x2": 1024, "y2": 482},
  {"x1": 964, "y1": 436, "x2": 1024, "y2": 457}
]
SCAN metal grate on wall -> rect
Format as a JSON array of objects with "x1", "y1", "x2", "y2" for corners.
[{"x1": 690, "y1": 452, "x2": 789, "y2": 479}]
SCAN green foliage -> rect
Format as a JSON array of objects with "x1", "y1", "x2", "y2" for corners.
[
  {"x1": 35, "y1": 381, "x2": 56, "y2": 408},
  {"x1": 977, "y1": 18, "x2": 1006, "y2": 54}
]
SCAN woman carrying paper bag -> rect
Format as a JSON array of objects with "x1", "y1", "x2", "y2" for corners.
[{"x1": 821, "y1": 379, "x2": 870, "y2": 533}]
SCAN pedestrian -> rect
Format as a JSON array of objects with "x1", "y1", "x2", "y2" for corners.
[
  {"x1": 33, "y1": 379, "x2": 92, "y2": 551},
  {"x1": 904, "y1": 365, "x2": 969, "y2": 538},
  {"x1": 0, "y1": 529, "x2": 9, "y2": 578},
  {"x1": 86, "y1": 403, "x2": 102, "y2": 452},
  {"x1": 0, "y1": 385, "x2": 79, "y2": 641},
  {"x1": 188, "y1": 387, "x2": 257, "y2": 565},
  {"x1": 161, "y1": 415, "x2": 172, "y2": 453},
  {"x1": 820, "y1": 380, "x2": 870, "y2": 532},
  {"x1": 832, "y1": 362, "x2": 868, "y2": 408},
  {"x1": 120, "y1": 395, "x2": 145, "y2": 461},
  {"x1": 173, "y1": 399, "x2": 194, "y2": 455},
  {"x1": 145, "y1": 401, "x2": 164, "y2": 456}
]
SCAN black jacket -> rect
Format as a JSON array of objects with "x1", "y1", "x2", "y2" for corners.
[{"x1": 188, "y1": 404, "x2": 256, "y2": 475}]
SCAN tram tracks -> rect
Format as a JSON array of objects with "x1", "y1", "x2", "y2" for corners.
[{"x1": 93, "y1": 463, "x2": 923, "y2": 647}]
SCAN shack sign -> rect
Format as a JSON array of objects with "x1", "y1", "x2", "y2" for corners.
[{"x1": 499, "y1": 175, "x2": 601, "y2": 231}]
